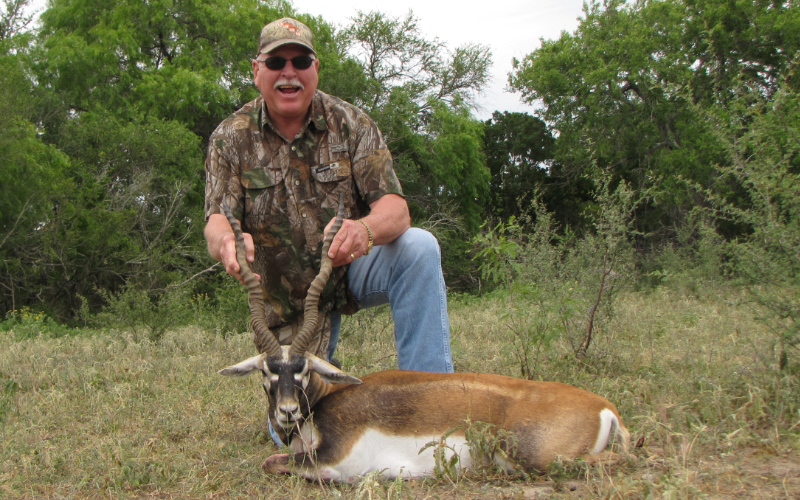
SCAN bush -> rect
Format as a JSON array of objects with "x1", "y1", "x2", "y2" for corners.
[
  {"x1": 190, "y1": 278, "x2": 251, "y2": 337},
  {"x1": 640, "y1": 210, "x2": 728, "y2": 294},
  {"x1": 705, "y1": 81, "x2": 800, "y2": 373},
  {"x1": 473, "y1": 170, "x2": 641, "y2": 361},
  {"x1": 94, "y1": 283, "x2": 193, "y2": 341},
  {"x1": 0, "y1": 307, "x2": 77, "y2": 340}
]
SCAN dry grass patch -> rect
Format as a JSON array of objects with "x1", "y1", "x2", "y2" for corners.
[{"x1": 0, "y1": 286, "x2": 798, "y2": 498}]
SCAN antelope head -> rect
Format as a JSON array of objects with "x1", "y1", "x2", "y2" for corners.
[{"x1": 218, "y1": 195, "x2": 361, "y2": 440}]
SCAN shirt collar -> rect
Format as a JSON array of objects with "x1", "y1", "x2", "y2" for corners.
[{"x1": 308, "y1": 92, "x2": 328, "y2": 132}]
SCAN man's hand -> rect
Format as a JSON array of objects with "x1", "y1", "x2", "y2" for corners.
[
  {"x1": 324, "y1": 194, "x2": 411, "y2": 267},
  {"x1": 205, "y1": 213, "x2": 260, "y2": 285},
  {"x1": 325, "y1": 218, "x2": 370, "y2": 267}
]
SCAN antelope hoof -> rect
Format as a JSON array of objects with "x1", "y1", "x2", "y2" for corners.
[{"x1": 263, "y1": 453, "x2": 291, "y2": 474}]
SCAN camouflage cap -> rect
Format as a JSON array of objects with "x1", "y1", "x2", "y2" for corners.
[{"x1": 258, "y1": 17, "x2": 315, "y2": 55}]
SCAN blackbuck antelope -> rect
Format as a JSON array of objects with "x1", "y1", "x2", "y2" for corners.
[{"x1": 219, "y1": 197, "x2": 629, "y2": 483}]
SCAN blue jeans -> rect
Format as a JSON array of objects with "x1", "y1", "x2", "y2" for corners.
[
  {"x1": 328, "y1": 227, "x2": 454, "y2": 373},
  {"x1": 269, "y1": 228, "x2": 454, "y2": 446}
]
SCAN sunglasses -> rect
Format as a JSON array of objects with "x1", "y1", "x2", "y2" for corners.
[{"x1": 256, "y1": 55, "x2": 315, "y2": 71}]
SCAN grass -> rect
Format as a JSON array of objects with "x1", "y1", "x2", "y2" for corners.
[{"x1": 1, "y1": 285, "x2": 799, "y2": 498}]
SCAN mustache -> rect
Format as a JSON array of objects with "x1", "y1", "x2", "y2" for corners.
[{"x1": 273, "y1": 79, "x2": 304, "y2": 90}]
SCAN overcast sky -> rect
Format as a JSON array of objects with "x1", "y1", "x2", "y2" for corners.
[
  {"x1": 291, "y1": 0, "x2": 588, "y2": 120},
  {"x1": 26, "y1": 0, "x2": 588, "y2": 120}
]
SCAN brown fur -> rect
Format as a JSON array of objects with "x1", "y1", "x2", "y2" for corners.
[{"x1": 284, "y1": 370, "x2": 628, "y2": 473}]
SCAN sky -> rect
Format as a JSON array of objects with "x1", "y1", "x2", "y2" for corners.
[
  {"x1": 25, "y1": 0, "x2": 589, "y2": 121},
  {"x1": 290, "y1": 0, "x2": 588, "y2": 120}
]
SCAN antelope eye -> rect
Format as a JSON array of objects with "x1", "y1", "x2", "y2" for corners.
[
  {"x1": 263, "y1": 366, "x2": 277, "y2": 382},
  {"x1": 295, "y1": 362, "x2": 310, "y2": 382}
]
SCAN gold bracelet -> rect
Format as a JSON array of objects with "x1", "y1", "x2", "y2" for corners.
[{"x1": 357, "y1": 219, "x2": 373, "y2": 255}]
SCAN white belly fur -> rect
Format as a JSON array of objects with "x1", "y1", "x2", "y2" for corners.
[{"x1": 322, "y1": 428, "x2": 473, "y2": 483}]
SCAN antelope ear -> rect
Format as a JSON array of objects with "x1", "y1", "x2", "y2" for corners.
[
  {"x1": 305, "y1": 352, "x2": 363, "y2": 385},
  {"x1": 218, "y1": 353, "x2": 267, "y2": 377}
]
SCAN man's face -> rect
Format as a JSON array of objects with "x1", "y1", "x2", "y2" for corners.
[{"x1": 253, "y1": 45, "x2": 319, "y2": 126}]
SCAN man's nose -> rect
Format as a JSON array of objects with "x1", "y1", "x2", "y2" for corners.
[{"x1": 280, "y1": 62, "x2": 298, "y2": 76}]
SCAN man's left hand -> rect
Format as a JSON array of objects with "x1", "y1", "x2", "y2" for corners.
[
  {"x1": 323, "y1": 194, "x2": 411, "y2": 267},
  {"x1": 325, "y1": 218, "x2": 369, "y2": 267}
]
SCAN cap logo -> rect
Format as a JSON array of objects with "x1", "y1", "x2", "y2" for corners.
[{"x1": 278, "y1": 21, "x2": 301, "y2": 35}]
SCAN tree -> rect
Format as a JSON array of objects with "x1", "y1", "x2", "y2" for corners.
[
  {"x1": 420, "y1": 98, "x2": 490, "y2": 232},
  {"x1": 34, "y1": 0, "x2": 297, "y2": 142},
  {"x1": 51, "y1": 112, "x2": 204, "y2": 294},
  {"x1": 343, "y1": 10, "x2": 491, "y2": 116},
  {"x1": 0, "y1": 50, "x2": 72, "y2": 316},
  {"x1": 2, "y1": 0, "x2": 325, "y2": 319},
  {"x1": 508, "y1": 0, "x2": 800, "y2": 237},
  {"x1": 3, "y1": 2, "x2": 495, "y2": 316},
  {"x1": 0, "y1": 0, "x2": 35, "y2": 42},
  {"x1": 483, "y1": 112, "x2": 555, "y2": 221},
  {"x1": 340, "y1": 11, "x2": 492, "y2": 233}
]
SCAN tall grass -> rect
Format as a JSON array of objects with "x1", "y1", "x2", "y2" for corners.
[{"x1": 1, "y1": 284, "x2": 798, "y2": 498}]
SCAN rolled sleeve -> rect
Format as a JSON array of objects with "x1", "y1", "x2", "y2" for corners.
[{"x1": 350, "y1": 115, "x2": 404, "y2": 206}]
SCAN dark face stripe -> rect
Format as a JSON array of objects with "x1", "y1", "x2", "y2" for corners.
[{"x1": 265, "y1": 353, "x2": 311, "y2": 423}]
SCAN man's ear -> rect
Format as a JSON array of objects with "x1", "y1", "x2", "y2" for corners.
[
  {"x1": 218, "y1": 353, "x2": 267, "y2": 377},
  {"x1": 305, "y1": 352, "x2": 362, "y2": 385},
  {"x1": 252, "y1": 58, "x2": 263, "y2": 82}
]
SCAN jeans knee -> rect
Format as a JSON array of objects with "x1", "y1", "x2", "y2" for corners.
[{"x1": 397, "y1": 228, "x2": 441, "y2": 261}]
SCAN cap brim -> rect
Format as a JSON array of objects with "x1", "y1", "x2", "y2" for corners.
[{"x1": 259, "y1": 39, "x2": 316, "y2": 55}]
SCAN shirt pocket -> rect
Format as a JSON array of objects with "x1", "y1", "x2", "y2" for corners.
[{"x1": 241, "y1": 167, "x2": 283, "y2": 216}]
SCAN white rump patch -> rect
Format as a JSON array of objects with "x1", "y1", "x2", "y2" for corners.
[{"x1": 591, "y1": 408, "x2": 618, "y2": 453}]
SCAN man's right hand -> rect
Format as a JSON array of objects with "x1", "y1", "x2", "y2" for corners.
[{"x1": 205, "y1": 213, "x2": 260, "y2": 285}]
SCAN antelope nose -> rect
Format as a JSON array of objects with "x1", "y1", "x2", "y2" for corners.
[{"x1": 279, "y1": 402, "x2": 299, "y2": 414}]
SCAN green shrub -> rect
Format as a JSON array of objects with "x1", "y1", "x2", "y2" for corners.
[
  {"x1": 473, "y1": 171, "x2": 640, "y2": 359},
  {"x1": 705, "y1": 81, "x2": 800, "y2": 373},
  {"x1": 190, "y1": 278, "x2": 251, "y2": 337},
  {"x1": 0, "y1": 307, "x2": 77, "y2": 340},
  {"x1": 642, "y1": 211, "x2": 728, "y2": 293},
  {"x1": 94, "y1": 283, "x2": 193, "y2": 341}
]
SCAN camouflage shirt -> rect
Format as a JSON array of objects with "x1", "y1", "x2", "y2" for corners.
[{"x1": 205, "y1": 90, "x2": 403, "y2": 327}]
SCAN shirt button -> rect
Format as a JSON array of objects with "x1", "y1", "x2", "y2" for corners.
[
  {"x1": 295, "y1": 180, "x2": 300, "y2": 185},
  {"x1": 302, "y1": 213, "x2": 307, "y2": 218},
  {"x1": 291, "y1": 146, "x2": 296, "y2": 151}
]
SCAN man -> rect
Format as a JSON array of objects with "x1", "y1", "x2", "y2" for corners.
[{"x1": 204, "y1": 17, "x2": 453, "y2": 374}]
